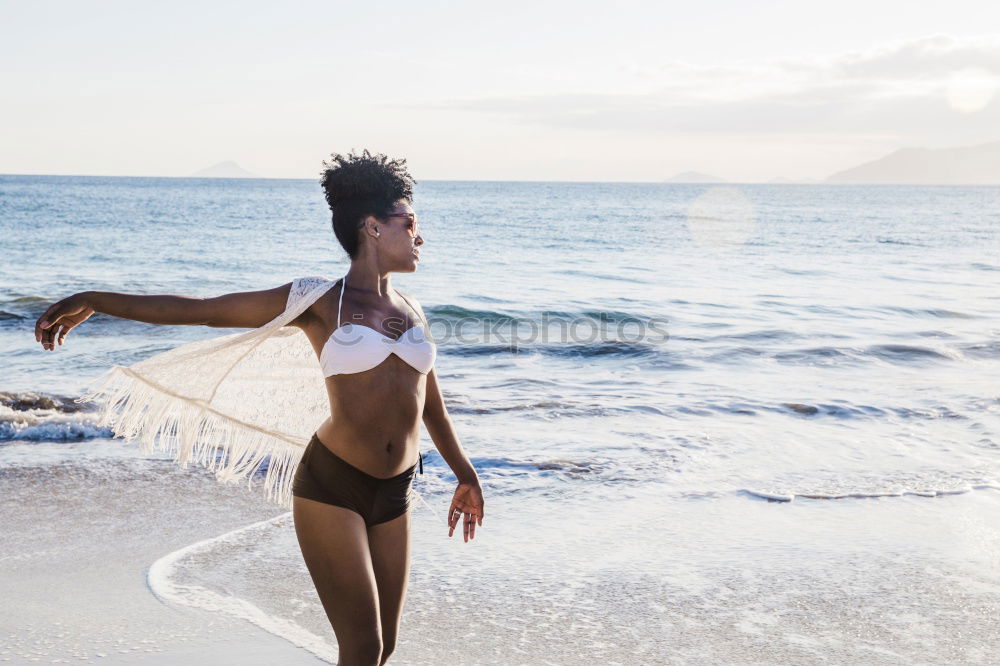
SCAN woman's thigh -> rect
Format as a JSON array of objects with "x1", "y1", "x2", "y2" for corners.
[
  {"x1": 366, "y1": 508, "x2": 412, "y2": 655},
  {"x1": 293, "y1": 496, "x2": 382, "y2": 656}
]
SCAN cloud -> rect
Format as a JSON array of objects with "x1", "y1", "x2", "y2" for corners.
[
  {"x1": 828, "y1": 34, "x2": 1000, "y2": 79},
  {"x1": 430, "y1": 34, "x2": 1000, "y2": 138}
]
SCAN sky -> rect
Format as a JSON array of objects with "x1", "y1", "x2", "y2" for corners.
[{"x1": 3, "y1": 1, "x2": 1000, "y2": 182}]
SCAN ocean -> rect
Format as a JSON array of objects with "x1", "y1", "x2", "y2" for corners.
[{"x1": 2, "y1": 174, "x2": 999, "y2": 664}]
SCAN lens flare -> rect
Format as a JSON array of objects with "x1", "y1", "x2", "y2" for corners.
[
  {"x1": 946, "y1": 67, "x2": 999, "y2": 113},
  {"x1": 684, "y1": 186, "x2": 757, "y2": 251}
]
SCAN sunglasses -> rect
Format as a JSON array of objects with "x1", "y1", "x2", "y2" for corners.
[
  {"x1": 384, "y1": 212, "x2": 420, "y2": 236},
  {"x1": 385, "y1": 212, "x2": 417, "y2": 223}
]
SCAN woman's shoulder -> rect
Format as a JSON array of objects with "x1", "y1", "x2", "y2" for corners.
[{"x1": 395, "y1": 288, "x2": 429, "y2": 326}]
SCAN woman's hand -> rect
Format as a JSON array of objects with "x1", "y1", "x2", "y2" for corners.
[
  {"x1": 35, "y1": 293, "x2": 95, "y2": 351},
  {"x1": 447, "y1": 482, "x2": 485, "y2": 542}
]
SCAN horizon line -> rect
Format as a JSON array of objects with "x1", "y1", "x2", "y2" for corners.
[{"x1": 3, "y1": 172, "x2": 999, "y2": 187}]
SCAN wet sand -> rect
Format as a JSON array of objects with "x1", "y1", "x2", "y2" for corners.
[{"x1": 0, "y1": 442, "x2": 325, "y2": 665}]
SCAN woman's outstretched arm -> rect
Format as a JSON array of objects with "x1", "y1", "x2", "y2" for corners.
[
  {"x1": 422, "y1": 367, "x2": 480, "y2": 486},
  {"x1": 404, "y1": 290, "x2": 479, "y2": 484},
  {"x1": 34, "y1": 282, "x2": 298, "y2": 351},
  {"x1": 403, "y1": 290, "x2": 485, "y2": 540}
]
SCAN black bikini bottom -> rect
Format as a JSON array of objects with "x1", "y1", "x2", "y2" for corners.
[{"x1": 292, "y1": 433, "x2": 419, "y2": 527}]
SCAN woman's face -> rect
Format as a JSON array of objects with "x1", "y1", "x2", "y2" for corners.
[{"x1": 378, "y1": 199, "x2": 424, "y2": 272}]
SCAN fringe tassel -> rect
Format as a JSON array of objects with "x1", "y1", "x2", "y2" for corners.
[{"x1": 76, "y1": 364, "x2": 307, "y2": 511}]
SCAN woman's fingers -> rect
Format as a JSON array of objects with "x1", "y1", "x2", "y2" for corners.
[
  {"x1": 36, "y1": 301, "x2": 70, "y2": 350},
  {"x1": 47, "y1": 325, "x2": 60, "y2": 350},
  {"x1": 39, "y1": 318, "x2": 56, "y2": 350},
  {"x1": 447, "y1": 488, "x2": 484, "y2": 540},
  {"x1": 35, "y1": 303, "x2": 58, "y2": 342},
  {"x1": 58, "y1": 318, "x2": 79, "y2": 345},
  {"x1": 36, "y1": 297, "x2": 91, "y2": 350},
  {"x1": 43, "y1": 318, "x2": 62, "y2": 350},
  {"x1": 449, "y1": 507, "x2": 473, "y2": 538}
]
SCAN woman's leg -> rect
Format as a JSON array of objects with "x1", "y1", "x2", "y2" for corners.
[
  {"x1": 366, "y1": 509, "x2": 412, "y2": 665},
  {"x1": 294, "y1": 495, "x2": 383, "y2": 666}
]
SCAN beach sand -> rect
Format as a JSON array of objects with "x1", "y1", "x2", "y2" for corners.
[
  {"x1": 4, "y1": 438, "x2": 1000, "y2": 665},
  {"x1": 0, "y1": 442, "x2": 325, "y2": 665}
]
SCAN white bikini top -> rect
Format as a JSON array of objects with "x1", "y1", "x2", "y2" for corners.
[{"x1": 320, "y1": 274, "x2": 436, "y2": 377}]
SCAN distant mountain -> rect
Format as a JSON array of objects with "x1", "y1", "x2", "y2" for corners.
[
  {"x1": 188, "y1": 161, "x2": 258, "y2": 178},
  {"x1": 826, "y1": 140, "x2": 1000, "y2": 184},
  {"x1": 664, "y1": 171, "x2": 727, "y2": 183}
]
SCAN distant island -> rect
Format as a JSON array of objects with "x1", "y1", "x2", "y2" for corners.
[
  {"x1": 188, "y1": 161, "x2": 259, "y2": 178},
  {"x1": 662, "y1": 139, "x2": 1000, "y2": 185},
  {"x1": 826, "y1": 140, "x2": 1000, "y2": 185}
]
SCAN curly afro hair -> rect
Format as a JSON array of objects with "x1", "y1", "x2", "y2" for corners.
[{"x1": 319, "y1": 149, "x2": 417, "y2": 259}]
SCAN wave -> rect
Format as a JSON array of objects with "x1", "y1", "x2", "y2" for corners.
[
  {"x1": 740, "y1": 483, "x2": 1000, "y2": 502},
  {"x1": 958, "y1": 339, "x2": 1000, "y2": 360},
  {"x1": 708, "y1": 328, "x2": 809, "y2": 342},
  {"x1": 0, "y1": 413, "x2": 111, "y2": 441},
  {"x1": 408, "y1": 450, "x2": 685, "y2": 491},
  {"x1": 882, "y1": 305, "x2": 980, "y2": 319},
  {"x1": 442, "y1": 393, "x2": 970, "y2": 422},
  {"x1": 770, "y1": 342, "x2": 965, "y2": 365},
  {"x1": 737, "y1": 470, "x2": 1000, "y2": 502},
  {"x1": 2, "y1": 295, "x2": 51, "y2": 306},
  {"x1": 446, "y1": 399, "x2": 671, "y2": 418},
  {"x1": 866, "y1": 343, "x2": 958, "y2": 362},
  {"x1": 415, "y1": 451, "x2": 621, "y2": 487},
  {"x1": 442, "y1": 341, "x2": 685, "y2": 367},
  {"x1": 779, "y1": 267, "x2": 834, "y2": 277},
  {"x1": 0, "y1": 390, "x2": 94, "y2": 412},
  {"x1": 6, "y1": 294, "x2": 987, "y2": 367},
  {"x1": 875, "y1": 237, "x2": 925, "y2": 246},
  {"x1": 667, "y1": 397, "x2": 979, "y2": 422},
  {"x1": 1, "y1": 381, "x2": 986, "y2": 451},
  {"x1": 428, "y1": 304, "x2": 521, "y2": 323},
  {"x1": 0, "y1": 390, "x2": 110, "y2": 441},
  {"x1": 0, "y1": 296, "x2": 55, "y2": 327},
  {"x1": 147, "y1": 513, "x2": 339, "y2": 663},
  {"x1": 771, "y1": 346, "x2": 859, "y2": 363},
  {"x1": 779, "y1": 401, "x2": 970, "y2": 420}
]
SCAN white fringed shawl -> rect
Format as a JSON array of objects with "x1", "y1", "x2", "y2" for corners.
[{"x1": 75, "y1": 276, "x2": 342, "y2": 510}]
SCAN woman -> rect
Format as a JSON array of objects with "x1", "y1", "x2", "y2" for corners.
[{"x1": 34, "y1": 150, "x2": 486, "y2": 666}]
